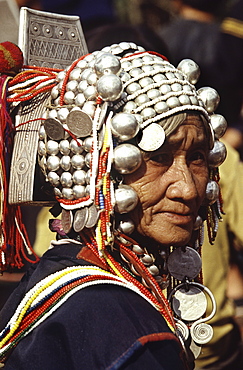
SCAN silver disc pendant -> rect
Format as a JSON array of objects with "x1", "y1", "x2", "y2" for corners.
[
  {"x1": 61, "y1": 209, "x2": 73, "y2": 234},
  {"x1": 44, "y1": 118, "x2": 65, "y2": 140},
  {"x1": 172, "y1": 286, "x2": 207, "y2": 321},
  {"x1": 66, "y1": 110, "x2": 93, "y2": 137},
  {"x1": 138, "y1": 123, "x2": 165, "y2": 151},
  {"x1": 190, "y1": 323, "x2": 213, "y2": 345},
  {"x1": 85, "y1": 204, "x2": 99, "y2": 228},
  {"x1": 73, "y1": 208, "x2": 89, "y2": 232},
  {"x1": 167, "y1": 246, "x2": 202, "y2": 281}
]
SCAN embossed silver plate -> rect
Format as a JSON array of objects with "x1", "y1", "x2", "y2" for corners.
[{"x1": 18, "y1": 7, "x2": 88, "y2": 69}]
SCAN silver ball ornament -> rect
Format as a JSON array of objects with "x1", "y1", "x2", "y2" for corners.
[
  {"x1": 118, "y1": 218, "x2": 135, "y2": 235},
  {"x1": 113, "y1": 143, "x2": 142, "y2": 174},
  {"x1": 177, "y1": 59, "x2": 200, "y2": 84},
  {"x1": 208, "y1": 140, "x2": 227, "y2": 167},
  {"x1": 197, "y1": 87, "x2": 220, "y2": 113},
  {"x1": 97, "y1": 74, "x2": 123, "y2": 101},
  {"x1": 111, "y1": 113, "x2": 139, "y2": 142},
  {"x1": 94, "y1": 53, "x2": 121, "y2": 76},
  {"x1": 210, "y1": 114, "x2": 227, "y2": 139},
  {"x1": 114, "y1": 185, "x2": 138, "y2": 214},
  {"x1": 205, "y1": 180, "x2": 219, "y2": 205}
]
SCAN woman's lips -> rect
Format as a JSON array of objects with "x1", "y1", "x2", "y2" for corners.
[{"x1": 161, "y1": 211, "x2": 194, "y2": 224}]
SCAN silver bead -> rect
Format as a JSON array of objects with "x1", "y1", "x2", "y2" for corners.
[
  {"x1": 85, "y1": 170, "x2": 90, "y2": 184},
  {"x1": 80, "y1": 68, "x2": 92, "y2": 80},
  {"x1": 62, "y1": 187, "x2": 74, "y2": 199},
  {"x1": 97, "y1": 74, "x2": 123, "y2": 101},
  {"x1": 75, "y1": 93, "x2": 85, "y2": 107},
  {"x1": 141, "y1": 254, "x2": 154, "y2": 265},
  {"x1": 54, "y1": 187, "x2": 62, "y2": 198},
  {"x1": 71, "y1": 154, "x2": 85, "y2": 169},
  {"x1": 47, "y1": 171, "x2": 60, "y2": 186},
  {"x1": 69, "y1": 67, "x2": 81, "y2": 81},
  {"x1": 63, "y1": 91, "x2": 75, "y2": 105},
  {"x1": 194, "y1": 215, "x2": 203, "y2": 230},
  {"x1": 60, "y1": 172, "x2": 73, "y2": 188},
  {"x1": 39, "y1": 125, "x2": 46, "y2": 140},
  {"x1": 140, "y1": 107, "x2": 156, "y2": 119},
  {"x1": 57, "y1": 70, "x2": 65, "y2": 82},
  {"x1": 113, "y1": 143, "x2": 142, "y2": 174},
  {"x1": 177, "y1": 59, "x2": 200, "y2": 84},
  {"x1": 208, "y1": 140, "x2": 227, "y2": 167},
  {"x1": 73, "y1": 185, "x2": 86, "y2": 199},
  {"x1": 142, "y1": 55, "x2": 153, "y2": 63},
  {"x1": 86, "y1": 72, "x2": 98, "y2": 85},
  {"x1": 148, "y1": 265, "x2": 160, "y2": 276},
  {"x1": 38, "y1": 141, "x2": 46, "y2": 156},
  {"x1": 118, "y1": 218, "x2": 135, "y2": 234},
  {"x1": 159, "y1": 84, "x2": 171, "y2": 94},
  {"x1": 94, "y1": 53, "x2": 121, "y2": 76},
  {"x1": 46, "y1": 140, "x2": 59, "y2": 155},
  {"x1": 139, "y1": 77, "x2": 154, "y2": 88},
  {"x1": 78, "y1": 80, "x2": 88, "y2": 92},
  {"x1": 126, "y1": 82, "x2": 141, "y2": 95},
  {"x1": 66, "y1": 80, "x2": 78, "y2": 92},
  {"x1": 205, "y1": 180, "x2": 219, "y2": 204},
  {"x1": 48, "y1": 109, "x2": 58, "y2": 119},
  {"x1": 85, "y1": 152, "x2": 91, "y2": 167},
  {"x1": 190, "y1": 96, "x2": 199, "y2": 105},
  {"x1": 142, "y1": 65, "x2": 154, "y2": 73},
  {"x1": 165, "y1": 72, "x2": 175, "y2": 80},
  {"x1": 83, "y1": 85, "x2": 97, "y2": 100},
  {"x1": 171, "y1": 83, "x2": 182, "y2": 92},
  {"x1": 147, "y1": 89, "x2": 160, "y2": 100},
  {"x1": 60, "y1": 155, "x2": 71, "y2": 171},
  {"x1": 82, "y1": 101, "x2": 96, "y2": 118},
  {"x1": 178, "y1": 95, "x2": 191, "y2": 105},
  {"x1": 47, "y1": 155, "x2": 60, "y2": 171},
  {"x1": 129, "y1": 67, "x2": 142, "y2": 78},
  {"x1": 210, "y1": 114, "x2": 227, "y2": 139},
  {"x1": 135, "y1": 94, "x2": 150, "y2": 106},
  {"x1": 120, "y1": 72, "x2": 130, "y2": 83},
  {"x1": 114, "y1": 184, "x2": 138, "y2": 213},
  {"x1": 166, "y1": 96, "x2": 180, "y2": 108},
  {"x1": 123, "y1": 101, "x2": 137, "y2": 112},
  {"x1": 51, "y1": 85, "x2": 59, "y2": 100},
  {"x1": 197, "y1": 87, "x2": 220, "y2": 113},
  {"x1": 153, "y1": 73, "x2": 167, "y2": 83},
  {"x1": 77, "y1": 59, "x2": 87, "y2": 69},
  {"x1": 132, "y1": 244, "x2": 144, "y2": 255},
  {"x1": 111, "y1": 113, "x2": 139, "y2": 142},
  {"x1": 70, "y1": 138, "x2": 83, "y2": 154},
  {"x1": 59, "y1": 140, "x2": 70, "y2": 155},
  {"x1": 73, "y1": 169, "x2": 86, "y2": 185},
  {"x1": 83, "y1": 137, "x2": 93, "y2": 152},
  {"x1": 154, "y1": 101, "x2": 168, "y2": 114},
  {"x1": 57, "y1": 107, "x2": 70, "y2": 122},
  {"x1": 85, "y1": 185, "x2": 90, "y2": 195},
  {"x1": 131, "y1": 58, "x2": 143, "y2": 68}
]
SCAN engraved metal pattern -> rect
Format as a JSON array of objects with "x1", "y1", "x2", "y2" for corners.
[
  {"x1": 19, "y1": 7, "x2": 88, "y2": 69},
  {"x1": 8, "y1": 92, "x2": 51, "y2": 205}
]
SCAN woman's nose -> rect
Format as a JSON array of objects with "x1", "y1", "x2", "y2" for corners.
[{"x1": 166, "y1": 166, "x2": 198, "y2": 201}]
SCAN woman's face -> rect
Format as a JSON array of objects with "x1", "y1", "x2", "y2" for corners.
[{"x1": 125, "y1": 114, "x2": 209, "y2": 247}]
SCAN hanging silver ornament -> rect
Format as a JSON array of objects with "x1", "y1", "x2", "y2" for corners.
[
  {"x1": 172, "y1": 286, "x2": 207, "y2": 321},
  {"x1": 113, "y1": 143, "x2": 142, "y2": 174},
  {"x1": 138, "y1": 123, "x2": 165, "y2": 151},
  {"x1": 94, "y1": 53, "x2": 121, "y2": 76},
  {"x1": 118, "y1": 218, "x2": 135, "y2": 234},
  {"x1": 205, "y1": 180, "x2": 219, "y2": 205},
  {"x1": 190, "y1": 323, "x2": 213, "y2": 345},
  {"x1": 177, "y1": 59, "x2": 200, "y2": 84},
  {"x1": 114, "y1": 184, "x2": 138, "y2": 213},
  {"x1": 111, "y1": 113, "x2": 139, "y2": 142},
  {"x1": 167, "y1": 246, "x2": 202, "y2": 281},
  {"x1": 176, "y1": 320, "x2": 189, "y2": 342},
  {"x1": 208, "y1": 140, "x2": 227, "y2": 167},
  {"x1": 97, "y1": 74, "x2": 123, "y2": 101},
  {"x1": 210, "y1": 114, "x2": 227, "y2": 139},
  {"x1": 193, "y1": 215, "x2": 203, "y2": 230},
  {"x1": 197, "y1": 87, "x2": 220, "y2": 113}
]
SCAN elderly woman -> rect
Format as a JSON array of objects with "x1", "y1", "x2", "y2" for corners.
[{"x1": 0, "y1": 40, "x2": 226, "y2": 370}]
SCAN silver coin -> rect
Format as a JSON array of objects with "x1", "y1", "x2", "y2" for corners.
[
  {"x1": 85, "y1": 204, "x2": 99, "y2": 228},
  {"x1": 61, "y1": 209, "x2": 73, "y2": 234},
  {"x1": 138, "y1": 123, "x2": 165, "y2": 151},
  {"x1": 167, "y1": 246, "x2": 202, "y2": 281},
  {"x1": 66, "y1": 110, "x2": 93, "y2": 138},
  {"x1": 44, "y1": 118, "x2": 65, "y2": 140},
  {"x1": 73, "y1": 208, "x2": 89, "y2": 232},
  {"x1": 172, "y1": 286, "x2": 207, "y2": 321}
]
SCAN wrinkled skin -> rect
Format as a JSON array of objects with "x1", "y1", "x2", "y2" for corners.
[{"x1": 125, "y1": 114, "x2": 209, "y2": 248}]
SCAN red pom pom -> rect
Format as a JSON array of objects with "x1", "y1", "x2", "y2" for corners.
[{"x1": 0, "y1": 41, "x2": 24, "y2": 75}]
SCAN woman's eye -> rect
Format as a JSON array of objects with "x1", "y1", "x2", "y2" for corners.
[
  {"x1": 149, "y1": 153, "x2": 172, "y2": 166},
  {"x1": 189, "y1": 151, "x2": 206, "y2": 164}
]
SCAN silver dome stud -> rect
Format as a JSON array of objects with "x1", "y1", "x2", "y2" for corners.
[
  {"x1": 114, "y1": 184, "x2": 138, "y2": 214},
  {"x1": 177, "y1": 59, "x2": 200, "y2": 85},
  {"x1": 113, "y1": 143, "x2": 142, "y2": 174},
  {"x1": 111, "y1": 113, "x2": 139, "y2": 142}
]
